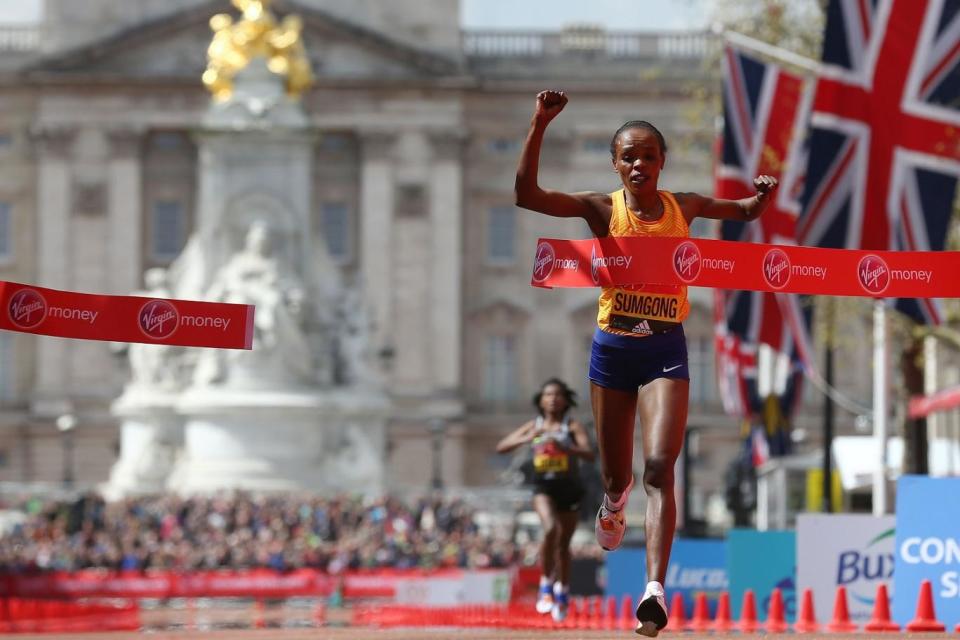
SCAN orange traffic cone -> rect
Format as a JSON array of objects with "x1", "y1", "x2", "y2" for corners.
[
  {"x1": 620, "y1": 595, "x2": 634, "y2": 631},
  {"x1": 864, "y1": 583, "x2": 899, "y2": 632},
  {"x1": 793, "y1": 587, "x2": 819, "y2": 633},
  {"x1": 712, "y1": 591, "x2": 735, "y2": 632},
  {"x1": 668, "y1": 591, "x2": 687, "y2": 630},
  {"x1": 765, "y1": 587, "x2": 788, "y2": 633},
  {"x1": 589, "y1": 595, "x2": 602, "y2": 629},
  {"x1": 577, "y1": 596, "x2": 590, "y2": 629},
  {"x1": 252, "y1": 599, "x2": 265, "y2": 630},
  {"x1": 826, "y1": 585, "x2": 858, "y2": 632},
  {"x1": 738, "y1": 589, "x2": 760, "y2": 633},
  {"x1": 687, "y1": 592, "x2": 711, "y2": 632},
  {"x1": 603, "y1": 595, "x2": 616, "y2": 630},
  {"x1": 906, "y1": 579, "x2": 946, "y2": 632},
  {"x1": 567, "y1": 597, "x2": 581, "y2": 628}
]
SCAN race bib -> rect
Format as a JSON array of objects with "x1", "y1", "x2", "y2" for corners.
[{"x1": 532, "y1": 437, "x2": 569, "y2": 474}]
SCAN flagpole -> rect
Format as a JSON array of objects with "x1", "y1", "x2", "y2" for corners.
[
  {"x1": 719, "y1": 29, "x2": 823, "y2": 74},
  {"x1": 822, "y1": 301, "x2": 835, "y2": 513},
  {"x1": 873, "y1": 299, "x2": 888, "y2": 515}
]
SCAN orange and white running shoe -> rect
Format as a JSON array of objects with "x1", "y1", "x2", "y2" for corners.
[{"x1": 594, "y1": 477, "x2": 634, "y2": 551}]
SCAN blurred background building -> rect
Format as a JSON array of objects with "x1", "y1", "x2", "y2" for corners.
[{"x1": 0, "y1": 0, "x2": 870, "y2": 529}]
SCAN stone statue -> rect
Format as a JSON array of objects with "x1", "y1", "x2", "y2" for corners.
[
  {"x1": 336, "y1": 287, "x2": 381, "y2": 388},
  {"x1": 202, "y1": 0, "x2": 314, "y2": 101},
  {"x1": 127, "y1": 268, "x2": 184, "y2": 392},
  {"x1": 193, "y1": 220, "x2": 315, "y2": 388}
]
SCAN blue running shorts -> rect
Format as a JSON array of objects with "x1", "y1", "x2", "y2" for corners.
[{"x1": 588, "y1": 325, "x2": 689, "y2": 391}]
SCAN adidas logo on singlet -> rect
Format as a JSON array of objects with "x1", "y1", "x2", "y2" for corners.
[{"x1": 631, "y1": 320, "x2": 653, "y2": 335}]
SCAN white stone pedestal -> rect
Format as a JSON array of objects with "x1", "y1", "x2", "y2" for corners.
[
  {"x1": 167, "y1": 387, "x2": 389, "y2": 494},
  {"x1": 106, "y1": 390, "x2": 184, "y2": 498}
]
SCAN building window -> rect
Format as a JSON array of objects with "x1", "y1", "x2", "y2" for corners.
[
  {"x1": 487, "y1": 138, "x2": 520, "y2": 154},
  {"x1": 320, "y1": 133, "x2": 351, "y2": 153},
  {"x1": 320, "y1": 201, "x2": 351, "y2": 261},
  {"x1": 150, "y1": 132, "x2": 184, "y2": 151},
  {"x1": 688, "y1": 335, "x2": 716, "y2": 406},
  {"x1": 0, "y1": 333, "x2": 13, "y2": 401},
  {"x1": 0, "y1": 202, "x2": 11, "y2": 261},
  {"x1": 483, "y1": 334, "x2": 517, "y2": 403},
  {"x1": 395, "y1": 184, "x2": 426, "y2": 218},
  {"x1": 0, "y1": 132, "x2": 12, "y2": 149},
  {"x1": 487, "y1": 206, "x2": 516, "y2": 263},
  {"x1": 151, "y1": 200, "x2": 185, "y2": 261}
]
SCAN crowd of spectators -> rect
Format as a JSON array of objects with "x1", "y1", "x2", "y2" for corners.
[{"x1": 0, "y1": 492, "x2": 553, "y2": 574}]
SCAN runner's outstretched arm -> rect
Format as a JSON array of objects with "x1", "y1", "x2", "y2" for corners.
[
  {"x1": 677, "y1": 175, "x2": 779, "y2": 223},
  {"x1": 515, "y1": 90, "x2": 609, "y2": 235}
]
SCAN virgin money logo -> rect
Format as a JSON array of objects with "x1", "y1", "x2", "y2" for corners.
[
  {"x1": 8, "y1": 289, "x2": 48, "y2": 329},
  {"x1": 858, "y1": 255, "x2": 890, "y2": 295},
  {"x1": 138, "y1": 300, "x2": 180, "y2": 340},
  {"x1": 532, "y1": 242, "x2": 556, "y2": 283},
  {"x1": 673, "y1": 241, "x2": 701, "y2": 283},
  {"x1": 762, "y1": 248, "x2": 792, "y2": 290},
  {"x1": 590, "y1": 245, "x2": 600, "y2": 285}
]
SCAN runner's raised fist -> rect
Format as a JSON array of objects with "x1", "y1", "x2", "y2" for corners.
[
  {"x1": 535, "y1": 90, "x2": 568, "y2": 123},
  {"x1": 754, "y1": 175, "x2": 779, "y2": 196}
]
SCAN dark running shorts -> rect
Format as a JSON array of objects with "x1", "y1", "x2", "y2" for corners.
[
  {"x1": 534, "y1": 478, "x2": 584, "y2": 512},
  {"x1": 588, "y1": 325, "x2": 689, "y2": 391}
]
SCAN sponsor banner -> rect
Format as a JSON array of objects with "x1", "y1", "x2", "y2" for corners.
[
  {"x1": 727, "y1": 529, "x2": 796, "y2": 622},
  {"x1": 797, "y1": 514, "x2": 896, "y2": 623},
  {"x1": 0, "y1": 568, "x2": 471, "y2": 600},
  {"x1": 606, "y1": 539, "x2": 727, "y2": 617},
  {"x1": 395, "y1": 570, "x2": 512, "y2": 606},
  {"x1": 0, "y1": 570, "x2": 333, "y2": 599},
  {"x1": 893, "y1": 476, "x2": 960, "y2": 627},
  {"x1": 530, "y1": 237, "x2": 960, "y2": 298},
  {"x1": 0, "y1": 281, "x2": 253, "y2": 349}
]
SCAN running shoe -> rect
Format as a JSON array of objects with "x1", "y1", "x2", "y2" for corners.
[
  {"x1": 594, "y1": 478, "x2": 634, "y2": 551},
  {"x1": 595, "y1": 503, "x2": 626, "y2": 551},
  {"x1": 551, "y1": 591, "x2": 569, "y2": 623},
  {"x1": 635, "y1": 583, "x2": 668, "y2": 637},
  {"x1": 535, "y1": 583, "x2": 554, "y2": 614}
]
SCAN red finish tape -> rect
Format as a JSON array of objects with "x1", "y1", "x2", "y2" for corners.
[
  {"x1": 0, "y1": 281, "x2": 254, "y2": 349},
  {"x1": 531, "y1": 236, "x2": 959, "y2": 298}
]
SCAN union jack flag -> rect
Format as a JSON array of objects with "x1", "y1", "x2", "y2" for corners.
[
  {"x1": 797, "y1": 0, "x2": 960, "y2": 324},
  {"x1": 715, "y1": 47, "x2": 812, "y2": 420}
]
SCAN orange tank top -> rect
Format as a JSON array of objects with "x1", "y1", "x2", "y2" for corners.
[{"x1": 596, "y1": 189, "x2": 690, "y2": 336}]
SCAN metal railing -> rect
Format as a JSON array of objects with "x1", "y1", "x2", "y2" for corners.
[
  {"x1": 0, "y1": 25, "x2": 40, "y2": 52},
  {"x1": 463, "y1": 29, "x2": 713, "y2": 59}
]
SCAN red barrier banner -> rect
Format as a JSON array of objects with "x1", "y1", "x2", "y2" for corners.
[
  {"x1": 0, "y1": 281, "x2": 254, "y2": 349},
  {"x1": 0, "y1": 568, "x2": 464, "y2": 600},
  {"x1": 530, "y1": 236, "x2": 960, "y2": 298}
]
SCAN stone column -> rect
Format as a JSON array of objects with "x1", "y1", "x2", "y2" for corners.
[
  {"x1": 32, "y1": 127, "x2": 75, "y2": 405},
  {"x1": 358, "y1": 131, "x2": 395, "y2": 362},
  {"x1": 428, "y1": 132, "x2": 463, "y2": 391},
  {"x1": 106, "y1": 129, "x2": 143, "y2": 294}
]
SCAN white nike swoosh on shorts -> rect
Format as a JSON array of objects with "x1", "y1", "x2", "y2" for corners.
[{"x1": 662, "y1": 364, "x2": 683, "y2": 373}]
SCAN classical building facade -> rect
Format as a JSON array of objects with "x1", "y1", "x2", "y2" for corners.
[{"x1": 0, "y1": 0, "x2": 853, "y2": 519}]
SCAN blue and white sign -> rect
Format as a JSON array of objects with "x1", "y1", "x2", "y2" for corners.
[
  {"x1": 727, "y1": 529, "x2": 796, "y2": 622},
  {"x1": 797, "y1": 514, "x2": 895, "y2": 623},
  {"x1": 606, "y1": 539, "x2": 727, "y2": 616},
  {"x1": 893, "y1": 476, "x2": 960, "y2": 627}
]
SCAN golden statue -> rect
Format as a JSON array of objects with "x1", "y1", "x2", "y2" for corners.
[{"x1": 202, "y1": 0, "x2": 314, "y2": 101}]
